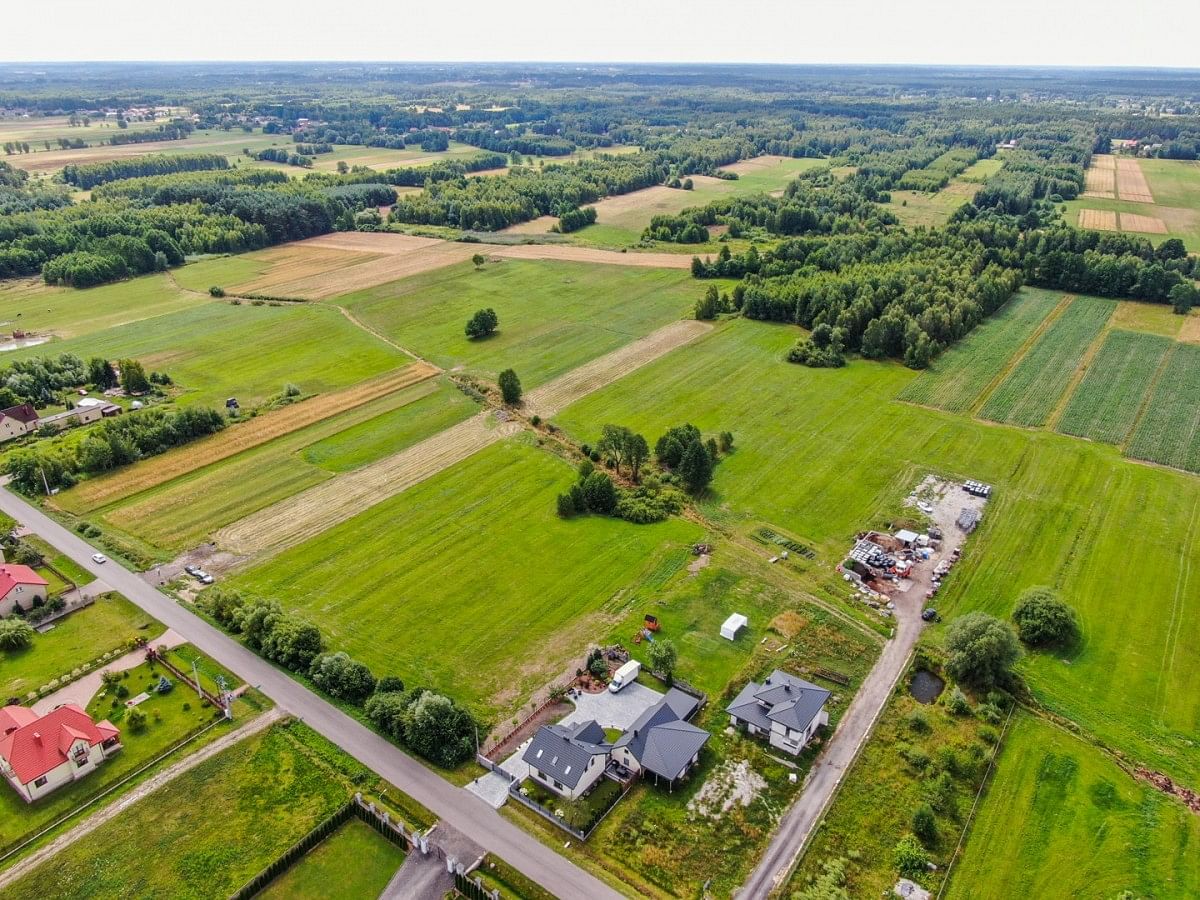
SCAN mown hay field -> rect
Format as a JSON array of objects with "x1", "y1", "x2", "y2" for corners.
[
  {"x1": 98, "y1": 378, "x2": 474, "y2": 552},
  {"x1": 58, "y1": 363, "x2": 438, "y2": 515},
  {"x1": 230, "y1": 440, "x2": 701, "y2": 717},
  {"x1": 1077, "y1": 208, "x2": 1118, "y2": 230},
  {"x1": 1054, "y1": 329, "x2": 1171, "y2": 444},
  {"x1": 553, "y1": 319, "x2": 1200, "y2": 786},
  {"x1": 979, "y1": 297, "x2": 1117, "y2": 426},
  {"x1": 339, "y1": 258, "x2": 717, "y2": 387},
  {"x1": 899, "y1": 288, "x2": 1065, "y2": 412},
  {"x1": 1125, "y1": 342, "x2": 1200, "y2": 472},
  {"x1": 0, "y1": 300, "x2": 407, "y2": 410},
  {"x1": 946, "y1": 712, "x2": 1200, "y2": 899}
]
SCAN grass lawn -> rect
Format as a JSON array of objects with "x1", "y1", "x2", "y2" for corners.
[
  {"x1": 789, "y1": 657, "x2": 1001, "y2": 898},
  {"x1": 0, "y1": 300, "x2": 406, "y2": 409},
  {"x1": 93, "y1": 378, "x2": 475, "y2": 552},
  {"x1": 0, "y1": 593, "x2": 162, "y2": 702},
  {"x1": 511, "y1": 601, "x2": 878, "y2": 899},
  {"x1": 553, "y1": 319, "x2": 1200, "y2": 785},
  {"x1": 0, "y1": 651, "x2": 253, "y2": 860},
  {"x1": 339, "y1": 259, "x2": 705, "y2": 388},
  {"x1": 0, "y1": 273, "x2": 208, "y2": 341},
  {"x1": 23, "y1": 535, "x2": 91, "y2": 585},
  {"x1": 886, "y1": 180, "x2": 980, "y2": 228},
  {"x1": 258, "y1": 818, "x2": 405, "y2": 899},
  {"x1": 946, "y1": 712, "x2": 1200, "y2": 899},
  {"x1": 230, "y1": 438, "x2": 701, "y2": 719},
  {"x1": 6, "y1": 721, "x2": 353, "y2": 899}
]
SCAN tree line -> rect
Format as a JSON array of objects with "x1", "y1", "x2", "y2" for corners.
[{"x1": 62, "y1": 152, "x2": 229, "y2": 189}]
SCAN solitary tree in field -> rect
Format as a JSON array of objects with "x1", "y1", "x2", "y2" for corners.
[
  {"x1": 1011, "y1": 586, "x2": 1077, "y2": 648},
  {"x1": 465, "y1": 307, "x2": 498, "y2": 339},
  {"x1": 498, "y1": 368, "x2": 522, "y2": 404},
  {"x1": 472, "y1": 253, "x2": 486, "y2": 269},
  {"x1": 944, "y1": 612, "x2": 1020, "y2": 690}
]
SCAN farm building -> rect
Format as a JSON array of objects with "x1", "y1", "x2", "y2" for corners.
[
  {"x1": 37, "y1": 399, "x2": 122, "y2": 432},
  {"x1": 0, "y1": 404, "x2": 39, "y2": 442},
  {"x1": 0, "y1": 564, "x2": 49, "y2": 618},
  {"x1": 726, "y1": 669, "x2": 830, "y2": 757},
  {"x1": 0, "y1": 704, "x2": 121, "y2": 802}
]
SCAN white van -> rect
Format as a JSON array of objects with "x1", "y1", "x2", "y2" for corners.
[{"x1": 608, "y1": 659, "x2": 641, "y2": 693}]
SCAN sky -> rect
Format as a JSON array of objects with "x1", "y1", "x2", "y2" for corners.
[{"x1": 4, "y1": 0, "x2": 1200, "y2": 69}]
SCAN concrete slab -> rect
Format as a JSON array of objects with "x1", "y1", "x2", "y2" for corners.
[{"x1": 465, "y1": 770, "x2": 512, "y2": 809}]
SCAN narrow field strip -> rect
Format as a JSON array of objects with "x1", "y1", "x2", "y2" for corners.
[
  {"x1": 1082, "y1": 156, "x2": 1116, "y2": 198},
  {"x1": 215, "y1": 320, "x2": 711, "y2": 558},
  {"x1": 1119, "y1": 212, "x2": 1168, "y2": 234},
  {"x1": 58, "y1": 363, "x2": 439, "y2": 514},
  {"x1": 898, "y1": 289, "x2": 1065, "y2": 413},
  {"x1": 979, "y1": 297, "x2": 1117, "y2": 427},
  {"x1": 1125, "y1": 343, "x2": 1200, "y2": 473},
  {"x1": 1078, "y1": 209, "x2": 1118, "y2": 231},
  {"x1": 1116, "y1": 157, "x2": 1154, "y2": 203},
  {"x1": 1055, "y1": 330, "x2": 1173, "y2": 444},
  {"x1": 487, "y1": 243, "x2": 695, "y2": 269}
]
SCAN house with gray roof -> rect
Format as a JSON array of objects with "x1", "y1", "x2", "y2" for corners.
[
  {"x1": 611, "y1": 688, "x2": 709, "y2": 788},
  {"x1": 522, "y1": 719, "x2": 610, "y2": 800},
  {"x1": 726, "y1": 669, "x2": 830, "y2": 756}
]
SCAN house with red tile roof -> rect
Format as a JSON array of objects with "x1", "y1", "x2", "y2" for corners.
[
  {"x1": 0, "y1": 704, "x2": 121, "y2": 802},
  {"x1": 0, "y1": 403, "x2": 39, "y2": 442},
  {"x1": 0, "y1": 564, "x2": 49, "y2": 618}
]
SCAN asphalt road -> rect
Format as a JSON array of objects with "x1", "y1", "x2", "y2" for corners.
[
  {"x1": 738, "y1": 597, "x2": 924, "y2": 898},
  {"x1": 0, "y1": 487, "x2": 620, "y2": 900}
]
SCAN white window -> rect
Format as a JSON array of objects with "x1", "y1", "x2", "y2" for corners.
[{"x1": 564, "y1": 766, "x2": 571, "y2": 776}]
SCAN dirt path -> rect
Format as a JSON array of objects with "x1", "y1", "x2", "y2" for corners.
[
  {"x1": 0, "y1": 708, "x2": 284, "y2": 891},
  {"x1": 216, "y1": 320, "x2": 711, "y2": 559},
  {"x1": 334, "y1": 304, "x2": 442, "y2": 368}
]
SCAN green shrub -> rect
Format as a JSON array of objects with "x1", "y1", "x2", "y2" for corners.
[
  {"x1": 906, "y1": 709, "x2": 932, "y2": 734},
  {"x1": 893, "y1": 834, "x2": 930, "y2": 879},
  {"x1": 912, "y1": 803, "x2": 937, "y2": 847},
  {"x1": 945, "y1": 686, "x2": 972, "y2": 716}
]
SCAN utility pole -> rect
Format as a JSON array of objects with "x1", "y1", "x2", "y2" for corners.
[
  {"x1": 191, "y1": 658, "x2": 203, "y2": 701},
  {"x1": 38, "y1": 466, "x2": 50, "y2": 497}
]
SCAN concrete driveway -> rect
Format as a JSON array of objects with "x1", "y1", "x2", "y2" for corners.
[{"x1": 466, "y1": 682, "x2": 663, "y2": 808}]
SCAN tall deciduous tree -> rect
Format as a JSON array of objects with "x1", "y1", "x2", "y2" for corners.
[{"x1": 498, "y1": 368, "x2": 521, "y2": 404}]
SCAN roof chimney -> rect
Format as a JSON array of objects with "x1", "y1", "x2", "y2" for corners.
[{"x1": 32, "y1": 731, "x2": 41, "y2": 742}]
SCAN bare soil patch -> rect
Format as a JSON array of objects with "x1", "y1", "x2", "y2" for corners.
[
  {"x1": 688, "y1": 759, "x2": 767, "y2": 818},
  {"x1": 588, "y1": 178, "x2": 723, "y2": 227},
  {"x1": 1078, "y1": 209, "x2": 1118, "y2": 231},
  {"x1": 9, "y1": 139, "x2": 210, "y2": 174},
  {"x1": 719, "y1": 155, "x2": 794, "y2": 175},
  {"x1": 501, "y1": 215, "x2": 559, "y2": 235},
  {"x1": 488, "y1": 243, "x2": 694, "y2": 269},
  {"x1": 1116, "y1": 157, "x2": 1155, "y2": 203},
  {"x1": 62, "y1": 364, "x2": 438, "y2": 513},
  {"x1": 1119, "y1": 212, "x2": 1168, "y2": 234}
]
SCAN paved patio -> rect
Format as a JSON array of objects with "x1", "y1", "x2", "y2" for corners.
[{"x1": 465, "y1": 682, "x2": 664, "y2": 809}]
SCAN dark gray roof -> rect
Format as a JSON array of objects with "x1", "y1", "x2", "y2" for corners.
[
  {"x1": 613, "y1": 688, "x2": 709, "y2": 781},
  {"x1": 726, "y1": 669, "x2": 831, "y2": 734},
  {"x1": 522, "y1": 720, "x2": 608, "y2": 789}
]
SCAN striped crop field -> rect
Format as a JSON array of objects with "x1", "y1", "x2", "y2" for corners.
[
  {"x1": 899, "y1": 288, "x2": 1063, "y2": 412},
  {"x1": 979, "y1": 297, "x2": 1117, "y2": 427},
  {"x1": 1055, "y1": 330, "x2": 1173, "y2": 444},
  {"x1": 1125, "y1": 343, "x2": 1200, "y2": 473}
]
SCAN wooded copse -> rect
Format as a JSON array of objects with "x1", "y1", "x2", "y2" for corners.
[{"x1": 62, "y1": 152, "x2": 230, "y2": 189}]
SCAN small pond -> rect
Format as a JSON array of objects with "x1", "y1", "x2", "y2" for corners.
[{"x1": 909, "y1": 670, "x2": 945, "y2": 704}]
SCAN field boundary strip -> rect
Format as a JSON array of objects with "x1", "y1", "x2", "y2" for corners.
[
  {"x1": 965, "y1": 293, "x2": 1074, "y2": 417},
  {"x1": 215, "y1": 319, "x2": 712, "y2": 559},
  {"x1": 58, "y1": 363, "x2": 439, "y2": 514}
]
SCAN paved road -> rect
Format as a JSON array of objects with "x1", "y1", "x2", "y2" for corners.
[
  {"x1": 738, "y1": 603, "x2": 923, "y2": 898},
  {"x1": 0, "y1": 487, "x2": 619, "y2": 900}
]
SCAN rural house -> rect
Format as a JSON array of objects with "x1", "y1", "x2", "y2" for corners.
[
  {"x1": 37, "y1": 398, "x2": 122, "y2": 432},
  {"x1": 0, "y1": 705, "x2": 121, "y2": 802},
  {"x1": 522, "y1": 720, "x2": 610, "y2": 800},
  {"x1": 0, "y1": 564, "x2": 49, "y2": 618},
  {"x1": 611, "y1": 688, "x2": 709, "y2": 788},
  {"x1": 0, "y1": 403, "x2": 39, "y2": 442},
  {"x1": 726, "y1": 669, "x2": 830, "y2": 756}
]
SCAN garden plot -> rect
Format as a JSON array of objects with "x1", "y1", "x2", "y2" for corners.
[
  {"x1": 1055, "y1": 330, "x2": 1172, "y2": 445},
  {"x1": 979, "y1": 297, "x2": 1116, "y2": 427},
  {"x1": 1116, "y1": 157, "x2": 1154, "y2": 203}
]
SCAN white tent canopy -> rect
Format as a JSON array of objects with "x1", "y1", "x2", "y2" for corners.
[{"x1": 721, "y1": 613, "x2": 748, "y2": 641}]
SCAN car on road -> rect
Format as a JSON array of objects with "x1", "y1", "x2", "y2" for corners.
[{"x1": 91, "y1": 553, "x2": 107, "y2": 564}]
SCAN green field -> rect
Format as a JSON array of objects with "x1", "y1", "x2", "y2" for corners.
[
  {"x1": 553, "y1": 320, "x2": 1200, "y2": 785},
  {"x1": 1125, "y1": 342, "x2": 1200, "y2": 472},
  {"x1": 947, "y1": 713, "x2": 1200, "y2": 899},
  {"x1": 900, "y1": 288, "x2": 1065, "y2": 412},
  {"x1": 340, "y1": 259, "x2": 706, "y2": 387},
  {"x1": 231, "y1": 438, "x2": 701, "y2": 717},
  {"x1": 1055, "y1": 329, "x2": 1172, "y2": 444},
  {"x1": 7, "y1": 722, "x2": 351, "y2": 899},
  {"x1": 258, "y1": 819, "x2": 404, "y2": 899},
  {"x1": 1, "y1": 299, "x2": 406, "y2": 409},
  {"x1": 0, "y1": 593, "x2": 162, "y2": 701},
  {"x1": 0, "y1": 273, "x2": 208, "y2": 341},
  {"x1": 96, "y1": 379, "x2": 475, "y2": 552},
  {"x1": 979, "y1": 296, "x2": 1117, "y2": 426}
]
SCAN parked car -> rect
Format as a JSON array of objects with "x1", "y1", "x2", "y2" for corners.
[
  {"x1": 184, "y1": 564, "x2": 200, "y2": 576},
  {"x1": 922, "y1": 608, "x2": 940, "y2": 622},
  {"x1": 195, "y1": 570, "x2": 214, "y2": 585},
  {"x1": 608, "y1": 659, "x2": 641, "y2": 693},
  {"x1": 91, "y1": 553, "x2": 107, "y2": 564}
]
